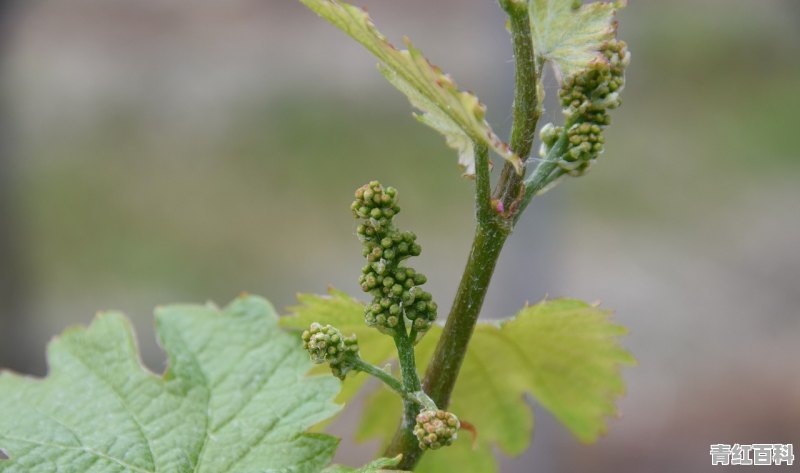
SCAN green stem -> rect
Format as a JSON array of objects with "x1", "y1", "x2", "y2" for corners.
[
  {"x1": 351, "y1": 357, "x2": 416, "y2": 404},
  {"x1": 383, "y1": 141, "x2": 498, "y2": 469},
  {"x1": 493, "y1": 0, "x2": 541, "y2": 214},
  {"x1": 384, "y1": 3, "x2": 541, "y2": 469},
  {"x1": 474, "y1": 141, "x2": 492, "y2": 224},
  {"x1": 517, "y1": 129, "x2": 571, "y2": 221},
  {"x1": 421, "y1": 221, "x2": 508, "y2": 406},
  {"x1": 394, "y1": 329, "x2": 421, "y2": 392},
  {"x1": 383, "y1": 326, "x2": 425, "y2": 465},
  {"x1": 384, "y1": 221, "x2": 509, "y2": 469}
]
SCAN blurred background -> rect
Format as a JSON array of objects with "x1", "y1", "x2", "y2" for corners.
[{"x1": 0, "y1": 0, "x2": 798, "y2": 471}]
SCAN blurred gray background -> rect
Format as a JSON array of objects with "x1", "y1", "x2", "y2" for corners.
[{"x1": 0, "y1": 0, "x2": 798, "y2": 471}]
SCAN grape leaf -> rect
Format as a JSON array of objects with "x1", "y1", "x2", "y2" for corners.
[
  {"x1": 472, "y1": 299, "x2": 635, "y2": 443},
  {"x1": 529, "y1": 0, "x2": 626, "y2": 80},
  {"x1": 298, "y1": 0, "x2": 521, "y2": 176},
  {"x1": 322, "y1": 456, "x2": 402, "y2": 473},
  {"x1": 283, "y1": 291, "x2": 633, "y2": 472},
  {"x1": 0, "y1": 295, "x2": 369, "y2": 473}
]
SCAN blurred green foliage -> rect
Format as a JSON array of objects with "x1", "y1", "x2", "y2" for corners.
[
  {"x1": 19, "y1": 97, "x2": 474, "y2": 313},
  {"x1": 9, "y1": 0, "x2": 800, "y2": 374}
]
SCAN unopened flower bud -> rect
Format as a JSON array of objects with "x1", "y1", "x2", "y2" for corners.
[
  {"x1": 413, "y1": 410, "x2": 460, "y2": 450},
  {"x1": 302, "y1": 324, "x2": 359, "y2": 379}
]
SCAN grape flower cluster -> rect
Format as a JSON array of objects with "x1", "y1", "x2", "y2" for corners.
[
  {"x1": 299, "y1": 183, "x2": 457, "y2": 453},
  {"x1": 351, "y1": 181, "x2": 438, "y2": 338},
  {"x1": 413, "y1": 409, "x2": 460, "y2": 450},
  {"x1": 301, "y1": 322, "x2": 359, "y2": 380},
  {"x1": 540, "y1": 39, "x2": 630, "y2": 176}
]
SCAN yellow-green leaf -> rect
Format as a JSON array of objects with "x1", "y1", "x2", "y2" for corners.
[
  {"x1": 322, "y1": 456, "x2": 406, "y2": 473},
  {"x1": 483, "y1": 299, "x2": 635, "y2": 443},
  {"x1": 284, "y1": 292, "x2": 633, "y2": 472},
  {"x1": 529, "y1": 0, "x2": 625, "y2": 80},
  {"x1": 298, "y1": 0, "x2": 521, "y2": 176},
  {"x1": 416, "y1": 435, "x2": 497, "y2": 473}
]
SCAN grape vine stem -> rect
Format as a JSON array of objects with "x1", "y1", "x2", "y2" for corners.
[{"x1": 384, "y1": 1, "x2": 541, "y2": 468}]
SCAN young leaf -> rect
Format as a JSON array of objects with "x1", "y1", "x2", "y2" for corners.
[
  {"x1": 285, "y1": 292, "x2": 633, "y2": 471},
  {"x1": 415, "y1": 436, "x2": 498, "y2": 473},
  {"x1": 0, "y1": 296, "x2": 347, "y2": 472},
  {"x1": 529, "y1": 0, "x2": 625, "y2": 80},
  {"x1": 322, "y1": 456, "x2": 404, "y2": 473},
  {"x1": 475, "y1": 299, "x2": 636, "y2": 443},
  {"x1": 298, "y1": 0, "x2": 521, "y2": 176}
]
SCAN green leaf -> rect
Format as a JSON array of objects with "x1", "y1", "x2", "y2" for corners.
[
  {"x1": 322, "y1": 456, "x2": 404, "y2": 473},
  {"x1": 0, "y1": 295, "x2": 347, "y2": 472},
  {"x1": 298, "y1": 0, "x2": 521, "y2": 176},
  {"x1": 284, "y1": 292, "x2": 633, "y2": 472},
  {"x1": 471, "y1": 299, "x2": 635, "y2": 443},
  {"x1": 529, "y1": 0, "x2": 625, "y2": 80},
  {"x1": 416, "y1": 436, "x2": 497, "y2": 473}
]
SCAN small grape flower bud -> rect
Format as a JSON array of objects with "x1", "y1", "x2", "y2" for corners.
[
  {"x1": 540, "y1": 123, "x2": 561, "y2": 148},
  {"x1": 539, "y1": 123, "x2": 565, "y2": 159},
  {"x1": 301, "y1": 323, "x2": 359, "y2": 380},
  {"x1": 413, "y1": 409, "x2": 460, "y2": 450}
]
